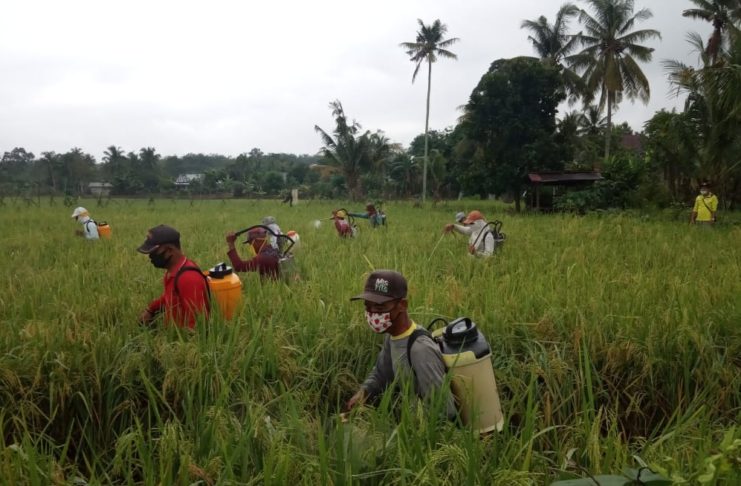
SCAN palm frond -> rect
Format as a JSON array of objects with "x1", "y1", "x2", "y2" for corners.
[
  {"x1": 314, "y1": 126, "x2": 337, "y2": 149},
  {"x1": 682, "y1": 8, "x2": 714, "y2": 22},
  {"x1": 437, "y1": 37, "x2": 460, "y2": 48},
  {"x1": 618, "y1": 28, "x2": 662, "y2": 46},
  {"x1": 619, "y1": 8, "x2": 654, "y2": 35},
  {"x1": 436, "y1": 49, "x2": 458, "y2": 60},
  {"x1": 621, "y1": 54, "x2": 651, "y2": 103},
  {"x1": 411, "y1": 59, "x2": 423, "y2": 83},
  {"x1": 624, "y1": 44, "x2": 655, "y2": 63}
]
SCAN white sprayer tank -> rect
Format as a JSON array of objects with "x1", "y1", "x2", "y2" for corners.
[{"x1": 433, "y1": 317, "x2": 505, "y2": 434}]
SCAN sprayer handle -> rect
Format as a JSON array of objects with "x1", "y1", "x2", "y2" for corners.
[{"x1": 427, "y1": 317, "x2": 449, "y2": 331}]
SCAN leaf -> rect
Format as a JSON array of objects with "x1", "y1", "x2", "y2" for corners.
[
  {"x1": 696, "y1": 461, "x2": 716, "y2": 484},
  {"x1": 622, "y1": 467, "x2": 672, "y2": 485},
  {"x1": 550, "y1": 475, "x2": 631, "y2": 486}
]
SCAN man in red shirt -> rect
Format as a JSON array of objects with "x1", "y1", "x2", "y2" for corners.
[
  {"x1": 225, "y1": 227, "x2": 280, "y2": 279},
  {"x1": 137, "y1": 225, "x2": 210, "y2": 329}
]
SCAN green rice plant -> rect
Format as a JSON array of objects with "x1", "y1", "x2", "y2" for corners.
[{"x1": 0, "y1": 199, "x2": 739, "y2": 484}]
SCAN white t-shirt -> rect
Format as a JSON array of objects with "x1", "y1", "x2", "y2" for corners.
[
  {"x1": 453, "y1": 220, "x2": 494, "y2": 257},
  {"x1": 80, "y1": 217, "x2": 100, "y2": 240}
]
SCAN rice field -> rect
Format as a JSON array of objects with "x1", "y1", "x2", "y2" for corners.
[{"x1": 0, "y1": 199, "x2": 739, "y2": 485}]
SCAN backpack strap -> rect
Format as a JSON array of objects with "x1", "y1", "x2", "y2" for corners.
[
  {"x1": 174, "y1": 265, "x2": 211, "y2": 303},
  {"x1": 406, "y1": 327, "x2": 435, "y2": 368},
  {"x1": 83, "y1": 219, "x2": 99, "y2": 236}
]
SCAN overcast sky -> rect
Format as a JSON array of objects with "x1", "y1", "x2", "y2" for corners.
[{"x1": 0, "y1": 0, "x2": 709, "y2": 160}]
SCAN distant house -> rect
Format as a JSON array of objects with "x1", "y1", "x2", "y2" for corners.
[
  {"x1": 527, "y1": 171, "x2": 603, "y2": 211},
  {"x1": 88, "y1": 182, "x2": 113, "y2": 197},
  {"x1": 620, "y1": 133, "x2": 644, "y2": 155},
  {"x1": 174, "y1": 173, "x2": 203, "y2": 187}
]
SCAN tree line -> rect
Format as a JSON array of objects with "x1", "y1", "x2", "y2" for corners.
[
  {"x1": 314, "y1": 0, "x2": 740, "y2": 209},
  {"x1": 2, "y1": 0, "x2": 740, "y2": 209}
]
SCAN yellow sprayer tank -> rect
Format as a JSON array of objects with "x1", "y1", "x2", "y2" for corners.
[
  {"x1": 97, "y1": 222, "x2": 112, "y2": 239},
  {"x1": 432, "y1": 317, "x2": 505, "y2": 434},
  {"x1": 206, "y1": 263, "x2": 242, "y2": 320}
]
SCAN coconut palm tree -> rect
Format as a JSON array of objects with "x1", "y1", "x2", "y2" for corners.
[
  {"x1": 682, "y1": 0, "x2": 741, "y2": 62},
  {"x1": 521, "y1": 3, "x2": 580, "y2": 63},
  {"x1": 366, "y1": 131, "x2": 399, "y2": 197},
  {"x1": 314, "y1": 100, "x2": 370, "y2": 200},
  {"x1": 567, "y1": 0, "x2": 661, "y2": 164},
  {"x1": 521, "y1": 3, "x2": 583, "y2": 101},
  {"x1": 390, "y1": 155, "x2": 420, "y2": 198},
  {"x1": 400, "y1": 19, "x2": 459, "y2": 204},
  {"x1": 578, "y1": 105, "x2": 608, "y2": 136},
  {"x1": 103, "y1": 145, "x2": 127, "y2": 179},
  {"x1": 664, "y1": 31, "x2": 741, "y2": 195}
]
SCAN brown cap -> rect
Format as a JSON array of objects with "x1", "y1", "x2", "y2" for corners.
[
  {"x1": 463, "y1": 210, "x2": 484, "y2": 224},
  {"x1": 351, "y1": 269, "x2": 407, "y2": 304},
  {"x1": 137, "y1": 225, "x2": 180, "y2": 253}
]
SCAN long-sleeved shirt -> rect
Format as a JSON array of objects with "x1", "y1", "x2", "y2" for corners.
[
  {"x1": 361, "y1": 323, "x2": 456, "y2": 419},
  {"x1": 334, "y1": 218, "x2": 354, "y2": 237},
  {"x1": 79, "y1": 216, "x2": 99, "y2": 240},
  {"x1": 452, "y1": 220, "x2": 494, "y2": 257},
  {"x1": 227, "y1": 247, "x2": 280, "y2": 279},
  {"x1": 349, "y1": 211, "x2": 385, "y2": 227},
  {"x1": 147, "y1": 256, "x2": 210, "y2": 329}
]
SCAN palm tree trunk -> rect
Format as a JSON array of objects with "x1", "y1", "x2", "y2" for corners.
[
  {"x1": 604, "y1": 90, "x2": 613, "y2": 166},
  {"x1": 423, "y1": 59, "x2": 432, "y2": 204}
]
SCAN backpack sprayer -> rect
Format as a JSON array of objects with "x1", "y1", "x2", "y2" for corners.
[
  {"x1": 84, "y1": 219, "x2": 112, "y2": 239},
  {"x1": 408, "y1": 316, "x2": 505, "y2": 434},
  {"x1": 174, "y1": 262, "x2": 242, "y2": 320},
  {"x1": 234, "y1": 224, "x2": 299, "y2": 281},
  {"x1": 471, "y1": 220, "x2": 506, "y2": 253},
  {"x1": 363, "y1": 202, "x2": 388, "y2": 229}
]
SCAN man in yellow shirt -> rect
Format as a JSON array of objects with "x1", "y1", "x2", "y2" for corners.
[{"x1": 691, "y1": 182, "x2": 718, "y2": 225}]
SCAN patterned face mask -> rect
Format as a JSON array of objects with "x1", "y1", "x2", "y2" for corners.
[{"x1": 365, "y1": 311, "x2": 393, "y2": 333}]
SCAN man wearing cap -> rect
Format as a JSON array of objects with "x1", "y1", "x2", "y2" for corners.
[
  {"x1": 332, "y1": 209, "x2": 355, "y2": 238},
  {"x1": 691, "y1": 182, "x2": 718, "y2": 225},
  {"x1": 71, "y1": 207, "x2": 99, "y2": 240},
  {"x1": 137, "y1": 225, "x2": 210, "y2": 329},
  {"x1": 345, "y1": 270, "x2": 456, "y2": 419},
  {"x1": 443, "y1": 210, "x2": 495, "y2": 257},
  {"x1": 225, "y1": 227, "x2": 280, "y2": 279}
]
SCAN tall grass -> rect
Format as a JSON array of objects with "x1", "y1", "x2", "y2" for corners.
[{"x1": 0, "y1": 199, "x2": 739, "y2": 484}]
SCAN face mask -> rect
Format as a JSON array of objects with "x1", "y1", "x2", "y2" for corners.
[
  {"x1": 148, "y1": 250, "x2": 171, "y2": 269},
  {"x1": 366, "y1": 311, "x2": 393, "y2": 333},
  {"x1": 700, "y1": 189, "x2": 708, "y2": 196}
]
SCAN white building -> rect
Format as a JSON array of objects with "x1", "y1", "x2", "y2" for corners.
[
  {"x1": 174, "y1": 173, "x2": 203, "y2": 187},
  {"x1": 88, "y1": 182, "x2": 113, "y2": 196}
]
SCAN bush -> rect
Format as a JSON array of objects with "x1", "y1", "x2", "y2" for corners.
[{"x1": 555, "y1": 154, "x2": 648, "y2": 212}]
